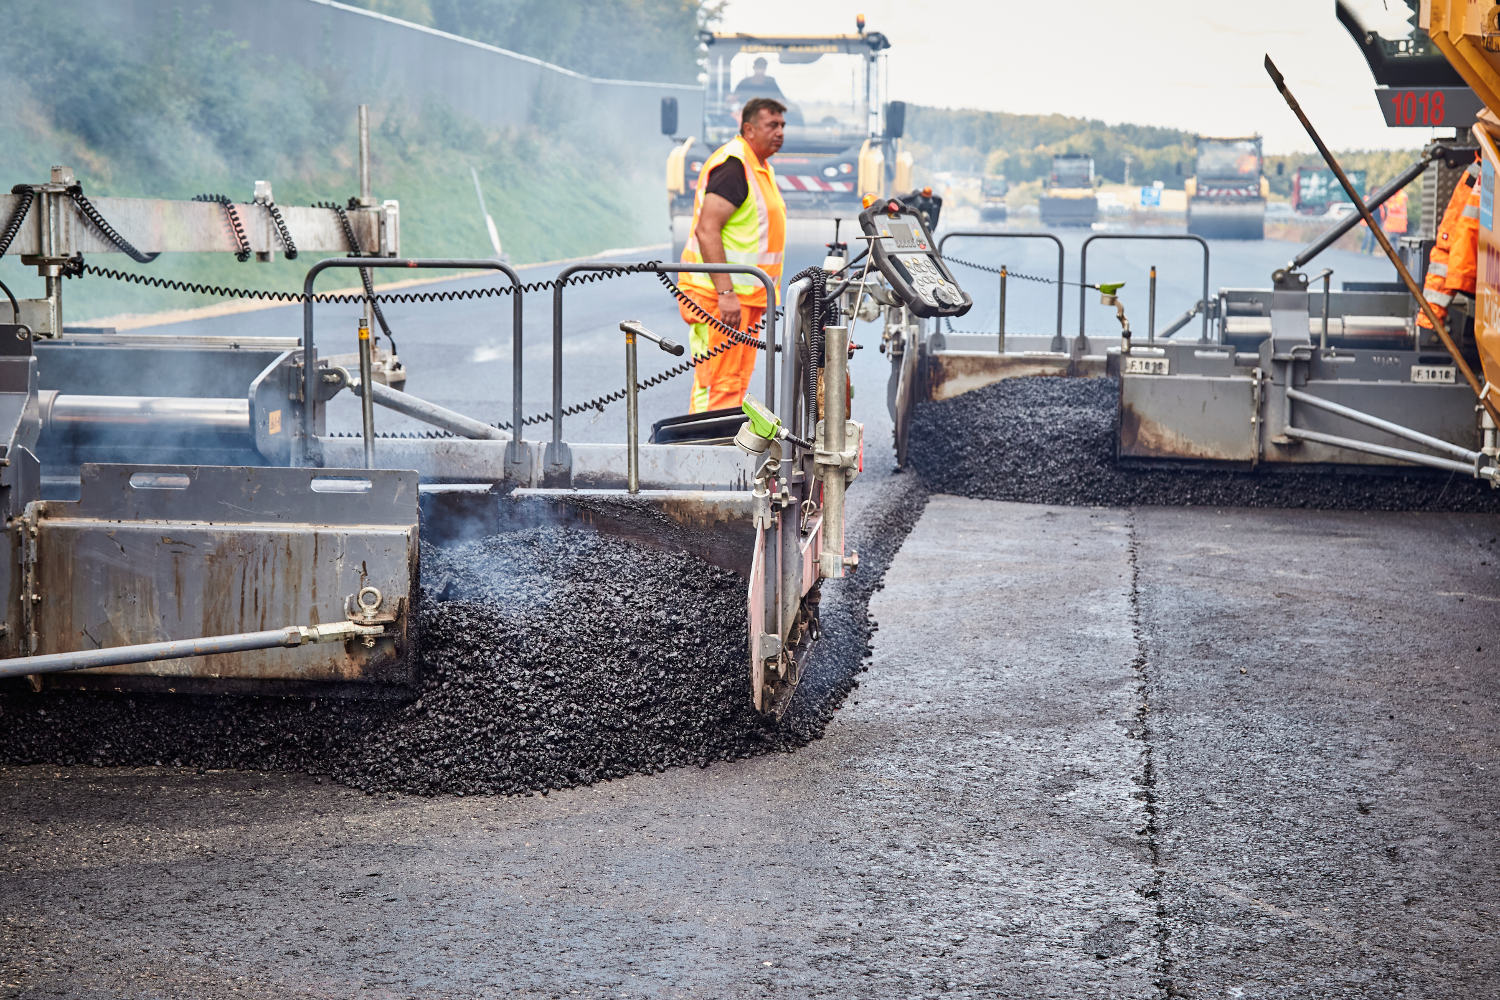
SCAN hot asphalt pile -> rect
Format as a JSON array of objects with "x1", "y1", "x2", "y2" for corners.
[
  {"x1": 910, "y1": 376, "x2": 1500, "y2": 511},
  {"x1": 0, "y1": 483, "x2": 927, "y2": 794}
]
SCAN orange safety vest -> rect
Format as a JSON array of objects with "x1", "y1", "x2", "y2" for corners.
[
  {"x1": 1383, "y1": 188, "x2": 1409, "y2": 235},
  {"x1": 1419, "y1": 160, "x2": 1481, "y2": 330},
  {"x1": 679, "y1": 135, "x2": 786, "y2": 308}
]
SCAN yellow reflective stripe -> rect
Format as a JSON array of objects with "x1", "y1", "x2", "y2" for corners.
[{"x1": 689, "y1": 320, "x2": 712, "y2": 413}]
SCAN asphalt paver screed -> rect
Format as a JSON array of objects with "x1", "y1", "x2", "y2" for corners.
[
  {"x1": 911, "y1": 376, "x2": 1500, "y2": 512},
  {"x1": 0, "y1": 464, "x2": 928, "y2": 797}
]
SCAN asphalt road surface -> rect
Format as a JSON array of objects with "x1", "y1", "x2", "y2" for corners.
[{"x1": 3, "y1": 232, "x2": 1494, "y2": 998}]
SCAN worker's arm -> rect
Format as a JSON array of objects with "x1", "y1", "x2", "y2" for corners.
[{"x1": 693, "y1": 192, "x2": 742, "y2": 329}]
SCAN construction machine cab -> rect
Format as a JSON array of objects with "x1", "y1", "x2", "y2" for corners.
[
  {"x1": 665, "y1": 21, "x2": 911, "y2": 252},
  {"x1": 698, "y1": 31, "x2": 890, "y2": 150}
]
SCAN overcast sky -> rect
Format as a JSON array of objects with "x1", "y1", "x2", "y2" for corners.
[{"x1": 715, "y1": 0, "x2": 1432, "y2": 153}]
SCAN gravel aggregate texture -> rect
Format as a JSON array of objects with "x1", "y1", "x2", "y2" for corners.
[
  {"x1": 0, "y1": 474, "x2": 927, "y2": 796},
  {"x1": 910, "y1": 376, "x2": 1500, "y2": 511}
]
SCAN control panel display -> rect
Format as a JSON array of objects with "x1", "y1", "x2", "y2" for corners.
[{"x1": 858, "y1": 200, "x2": 973, "y2": 319}]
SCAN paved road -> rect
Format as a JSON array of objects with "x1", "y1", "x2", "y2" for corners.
[{"x1": 3, "y1": 498, "x2": 1495, "y2": 997}]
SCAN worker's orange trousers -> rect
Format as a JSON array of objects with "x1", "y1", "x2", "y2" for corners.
[{"x1": 678, "y1": 286, "x2": 764, "y2": 413}]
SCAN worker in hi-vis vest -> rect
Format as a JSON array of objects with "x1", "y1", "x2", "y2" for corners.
[
  {"x1": 1381, "y1": 186, "x2": 1409, "y2": 239},
  {"x1": 677, "y1": 97, "x2": 787, "y2": 413},
  {"x1": 1418, "y1": 157, "x2": 1481, "y2": 333}
]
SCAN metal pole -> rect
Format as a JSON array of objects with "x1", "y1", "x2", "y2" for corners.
[
  {"x1": 1148, "y1": 265, "x2": 1157, "y2": 345},
  {"x1": 357, "y1": 317, "x2": 376, "y2": 469},
  {"x1": 1265, "y1": 55, "x2": 1500, "y2": 426},
  {"x1": 358, "y1": 105, "x2": 372, "y2": 207},
  {"x1": 1285, "y1": 385, "x2": 1482, "y2": 462},
  {"x1": 0, "y1": 622, "x2": 383, "y2": 679},
  {"x1": 1318, "y1": 269, "x2": 1332, "y2": 352},
  {"x1": 43, "y1": 274, "x2": 61, "y2": 341},
  {"x1": 1158, "y1": 301, "x2": 1202, "y2": 340},
  {"x1": 40, "y1": 393, "x2": 250, "y2": 435},
  {"x1": 616, "y1": 319, "x2": 682, "y2": 493},
  {"x1": 1283, "y1": 425, "x2": 1486, "y2": 477},
  {"x1": 1289, "y1": 149, "x2": 1437, "y2": 271},
  {"x1": 819, "y1": 324, "x2": 850, "y2": 579},
  {"x1": 1200, "y1": 242, "x2": 1210, "y2": 343},
  {"x1": 625, "y1": 325, "x2": 640, "y2": 494},
  {"x1": 355, "y1": 380, "x2": 508, "y2": 440},
  {"x1": 357, "y1": 105, "x2": 376, "y2": 340},
  {"x1": 779, "y1": 278, "x2": 809, "y2": 441},
  {"x1": 998, "y1": 265, "x2": 1007, "y2": 353}
]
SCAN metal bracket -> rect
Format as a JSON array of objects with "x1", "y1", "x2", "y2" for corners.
[{"x1": 542, "y1": 441, "x2": 573, "y2": 488}]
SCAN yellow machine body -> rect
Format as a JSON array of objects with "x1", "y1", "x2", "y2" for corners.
[{"x1": 1425, "y1": 1, "x2": 1500, "y2": 393}]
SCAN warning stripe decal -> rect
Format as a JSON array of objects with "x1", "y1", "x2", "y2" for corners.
[{"x1": 776, "y1": 175, "x2": 854, "y2": 193}]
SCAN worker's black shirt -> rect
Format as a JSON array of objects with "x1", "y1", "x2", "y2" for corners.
[{"x1": 704, "y1": 157, "x2": 749, "y2": 209}]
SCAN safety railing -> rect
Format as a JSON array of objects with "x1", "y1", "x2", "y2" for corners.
[
  {"x1": 549, "y1": 261, "x2": 776, "y2": 484},
  {"x1": 938, "y1": 231, "x2": 1066, "y2": 351},
  {"x1": 299, "y1": 257, "x2": 524, "y2": 469},
  {"x1": 1079, "y1": 234, "x2": 1209, "y2": 344}
]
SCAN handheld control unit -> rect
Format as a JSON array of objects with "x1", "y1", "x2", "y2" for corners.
[{"x1": 858, "y1": 198, "x2": 973, "y2": 319}]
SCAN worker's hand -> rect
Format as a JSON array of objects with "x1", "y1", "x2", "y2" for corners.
[{"x1": 717, "y1": 291, "x2": 742, "y2": 331}]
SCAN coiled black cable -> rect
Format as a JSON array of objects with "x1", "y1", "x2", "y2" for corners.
[
  {"x1": 314, "y1": 199, "x2": 398, "y2": 356},
  {"x1": 262, "y1": 199, "x2": 297, "y2": 259},
  {"x1": 787, "y1": 266, "x2": 827, "y2": 433},
  {"x1": 66, "y1": 186, "x2": 158, "y2": 263},
  {"x1": 192, "y1": 194, "x2": 252, "y2": 262},
  {"x1": 651, "y1": 270, "x2": 771, "y2": 347},
  {"x1": 70, "y1": 249, "x2": 780, "y2": 430},
  {"x1": 73, "y1": 256, "x2": 679, "y2": 305},
  {"x1": 490, "y1": 284, "x2": 775, "y2": 431},
  {"x1": 0, "y1": 186, "x2": 35, "y2": 260}
]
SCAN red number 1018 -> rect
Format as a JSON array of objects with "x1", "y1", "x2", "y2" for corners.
[{"x1": 1390, "y1": 90, "x2": 1446, "y2": 126}]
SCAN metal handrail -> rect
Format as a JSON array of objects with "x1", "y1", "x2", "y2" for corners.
[
  {"x1": 1080, "y1": 234, "x2": 1210, "y2": 344},
  {"x1": 299, "y1": 257, "x2": 523, "y2": 467},
  {"x1": 938, "y1": 230, "x2": 1066, "y2": 350},
  {"x1": 548, "y1": 261, "x2": 776, "y2": 484}
]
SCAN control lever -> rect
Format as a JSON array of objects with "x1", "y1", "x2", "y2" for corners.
[
  {"x1": 620, "y1": 320, "x2": 685, "y2": 494},
  {"x1": 619, "y1": 319, "x2": 685, "y2": 356}
]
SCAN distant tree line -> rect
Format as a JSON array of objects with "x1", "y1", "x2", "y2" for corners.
[
  {"x1": 345, "y1": 0, "x2": 718, "y2": 82},
  {"x1": 907, "y1": 105, "x2": 1422, "y2": 195},
  {"x1": 907, "y1": 106, "x2": 1195, "y2": 188}
]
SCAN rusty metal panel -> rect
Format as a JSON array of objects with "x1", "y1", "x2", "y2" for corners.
[
  {"x1": 1120, "y1": 372, "x2": 1260, "y2": 463},
  {"x1": 30, "y1": 464, "x2": 418, "y2": 693}
]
